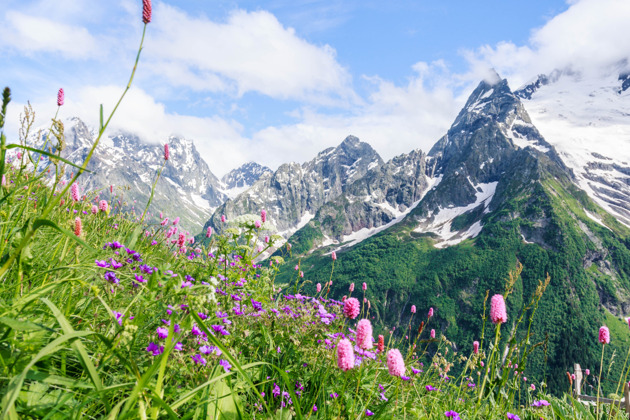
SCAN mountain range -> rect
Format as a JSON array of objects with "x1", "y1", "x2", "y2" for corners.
[{"x1": 56, "y1": 67, "x2": 630, "y2": 394}]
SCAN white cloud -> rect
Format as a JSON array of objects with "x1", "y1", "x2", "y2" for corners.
[
  {"x1": 461, "y1": 0, "x2": 630, "y2": 87},
  {"x1": 0, "y1": 11, "x2": 99, "y2": 59},
  {"x1": 145, "y1": 4, "x2": 355, "y2": 104}
]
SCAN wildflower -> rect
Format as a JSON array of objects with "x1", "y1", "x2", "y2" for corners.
[
  {"x1": 343, "y1": 297, "x2": 360, "y2": 319},
  {"x1": 599, "y1": 326, "x2": 610, "y2": 344},
  {"x1": 387, "y1": 349, "x2": 405, "y2": 377},
  {"x1": 356, "y1": 319, "x2": 373, "y2": 350},
  {"x1": 99, "y1": 200, "x2": 108, "y2": 212},
  {"x1": 362, "y1": 282, "x2": 367, "y2": 291},
  {"x1": 507, "y1": 413, "x2": 520, "y2": 420},
  {"x1": 261, "y1": 209, "x2": 267, "y2": 223},
  {"x1": 142, "y1": 0, "x2": 152, "y2": 24},
  {"x1": 410, "y1": 305, "x2": 416, "y2": 313},
  {"x1": 254, "y1": 220, "x2": 261, "y2": 228},
  {"x1": 173, "y1": 217, "x2": 180, "y2": 225},
  {"x1": 91, "y1": 204, "x2": 98, "y2": 214},
  {"x1": 104, "y1": 271, "x2": 119, "y2": 284},
  {"x1": 426, "y1": 385, "x2": 436, "y2": 391},
  {"x1": 71, "y1": 183, "x2": 80, "y2": 202},
  {"x1": 332, "y1": 251, "x2": 337, "y2": 260},
  {"x1": 156, "y1": 327, "x2": 168, "y2": 339},
  {"x1": 72, "y1": 217, "x2": 82, "y2": 236},
  {"x1": 337, "y1": 338, "x2": 354, "y2": 371},
  {"x1": 191, "y1": 354, "x2": 206, "y2": 366},
  {"x1": 112, "y1": 311, "x2": 123, "y2": 326},
  {"x1": 206, "y1": 226, "x2": 212, "y2": 237},
  {"x1": 531, "y1": 400, "x2": 550, "y2": 407},
  {"x1": 531, "y1": 384, "x2": 536, "y2": 391},
  {"x1": 146, "y1": 342, "x2": 163, "y2": 356},
  {"x1": 221, "y1": 214, "x2": 226, "y2": 223},
  {"x1": 174, "y1": 342, "x2": 183, "y2": 351},
  {"x1": 473, "y1": 340, "x2": 479, "y2": 354},
  {"x1": 445, "y1": 411, "x2": 460, "y2": 419},
  {"x1": 57, "y1": 88, "x2": 64, "y2": 106},
  {"x1": 585, "y1": 369, "x2": 590, "y2": 375},
  {"x1": 316, "y1": 283, "x2": 321, "y2": 293},
  {"x1": 430, "y1": 329, "x2": 435, "y2": 339},
  {"x1": 377, "y1": 334, "x2": 384, "y2": 352},
  {"x1": 490, "y1": 294, "x2": 507, "y2": 324},
  {"x1": 349, "y1": 283, "x2": 355, "y2": 292},
  {"x1": 312, "y1": 405, "x2": 317, "y2": 412},
  {"x1": 428, "y1": 307, "x2": 434, "y2": 317},
  {"x1": 219, "y1": 359, "x2": 232, "y2": 372},
  {"x1": 366, "y1": 410, "x2": 374, "y2": 416},
  {"x1": 163, "y1": 143, "x2": 169, "y2": 160}
]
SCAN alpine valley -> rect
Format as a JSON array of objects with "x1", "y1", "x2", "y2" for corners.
[{"x1": 61, "y1": 68, "x2": 630, "y2": 394}]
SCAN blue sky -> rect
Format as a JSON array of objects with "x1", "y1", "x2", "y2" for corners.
[{"x1": 2, "y1": 0, "x2": 629, "y2": 175}]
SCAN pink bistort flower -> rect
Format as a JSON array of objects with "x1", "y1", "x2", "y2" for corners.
[
  {"x1": 99, "y1": 200, "x2": 108, "y2": 212},
  {"x1": 261, "y1": 209, "x2": 267, "y2": 223},
  {"x1": 163, "y1": 143, "x2": 169, "y2": 161},
  {"x1": 74, "y1": 217, "x2": 82, "y2": 236},
  {"x1": 411, "y1": 305, "x2": 416, "y2": 314},
  {"x1": 57, "y1": 88, "x2": 64, "y2": 106},
  {"x1": 377, "y1": 334, "x2": 384, "y2": 352},
  {"x1": 490, "y1": 294, "x2": 507, "y2": 324},
  {"x1": 387, "y1": 349, "x2": 405, "y2": 377},
  {"x1": 143, "y1": 0, "x2": 152, "y2": 24},
  {"x1": 337, "y1": 338, "x2": 354, "y2": 371},
  {"x1": 316, "y1": 283, "x2": 321, "y2": 293},
  {"x1": 473, "y1": 340, "x2": 479, "y2": 354},
  {"x1": 343, "y1": 297, "x2": 360, "y2": 319},
  {"x1": 91, "y1": 205, "x2": 98, "y2": 214},
  {"x1": 206, "y1": 226, "x2": 212, "y2": 237},
  {"x1": 356, "y1": 319, "x2": 373, "y2": 350},
  {"x1": 599, "y1": 326, "x2": 610, "y2": 344},
  {"x1": 71, "y1": 183, "x2": 80, "y2": 202},
  {"x1": 332, "y1": 251, "x2": 337, "y2": 261}
]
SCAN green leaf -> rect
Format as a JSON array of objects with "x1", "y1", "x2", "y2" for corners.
[
  {"x1": 0, "y1": 316, "x2": 50, "y2": 332},
  {"x1": 32, "y1": 218, "x2": 94, "y2": 250},
  {"x1": 4, "y1": 144, "x2": 92, "y2": 173},
  {"x1": 0, "y1": 330, "x2": 94, "y2": 418}
]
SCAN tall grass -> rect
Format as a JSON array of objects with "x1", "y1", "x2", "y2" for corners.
[{"x1": 1, "y1": 2, "x2": 629, "y2": 419}]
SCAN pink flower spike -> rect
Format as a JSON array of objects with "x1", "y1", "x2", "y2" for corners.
[
  {"x1": 349, "y1": 283, "x2": 355, "y2": 292},
  {"x1": 99, "y1": 200, "x2": 108, "y2": 212},
  {"x1": 71, "y1": 183, "x2": 80, "y2": 202},
  {"x1": 57, "y1": 88, "x2": 64, "y2": 106},
  {"x1": 356, "y1": 319, "x2": 373, "y2": 350},
  {"x1": 173, "y1": 217, "x2": 179, "y2": 225},
  {"x1": 332, "y1": 251, "x2": 337, "y2": 260},
  {"x1": 255, "y1": 220, "x2": 261, "y2": 228},
  {"x1": 261, "y1": 209, "x2": 267, "y2": 223},
  {"x1": 490, "y1": 294, "x2": 507, "y2": 324},
  {"x1": 74, "y1": 217, "x2": 82, "y2": 236},
  {"x1": 430, "y1": 329, "x2": 435, "y2": 339},
  {"x1": 221, "y1": 215, "x2": 226, "y2": 223},
  {"x1": 386, "y1": 349, "x2": 405, "y2": 377},
  {"x1": 428, "y1": 307, "x2": 434, "y2": 317},
  {"x1": 142, "y1": 0, "x2": 152, "y2": 23},
  {"x1": 599, "y1": 326, "x2": 610, "y2": 344},
  {"x1": 163, "y1": 143, "x2": 169, "y2": 161},
  {"x1": 316, "y1": 283, "x2": 321, "y2": 293},
  {"x1": 206, "y1": 226, "x2": 212, "y2": 237},
  {"x1": 473, "y1": 341, "x2": 479, "y2": 354},
  {"x1": 362, "y1": 282, "x2": 367, "y2": 291},
  {"x1": 337, "y1": 338, "x2": 354, "y2": 371},
  {"x1": 411, "y1": 305, "x2": 416, "y2": 314},
  {"x1": 377, "y1": 335, "x2": 384, "y2": 352},
  {"x1": 343, "y1": 297, "x2": 360, "y2": 319},
  {"x1": 585, "y1": 369, "x2": 590, "y2": 376},
  {"x1": 91, "y1": 205, "x2": 98, "y2": 214}
]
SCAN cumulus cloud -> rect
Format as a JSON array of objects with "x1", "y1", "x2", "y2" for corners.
[
  {"x1": 0, "y1": 11, "x2": 99, "y2": 59},
  {"x1": 145, "y1": 4, "x2": 356, "y2": 104},
  {"x1": 461, "y1": 0, "x2": 630, "y2": 87}
]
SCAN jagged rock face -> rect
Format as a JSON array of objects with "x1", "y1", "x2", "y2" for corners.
[
  {"x1": 220, "y1": 162, "x2": 272, "y2": 199},
  {"x1": 516, "y1": 69, "x2": 630, "y2": 227},
  {"x1": 408, "y1": 73, "x2": 567, "y2": 247},
  {"x1": 58, "y1": 117, "x2": 226, "y2": 231},
  {"x1": 307, "y1": 149, "x2": 429, "y2": 242},
  {"x1": 203, "y1": 135, "x2": 383, "y2": 238}
]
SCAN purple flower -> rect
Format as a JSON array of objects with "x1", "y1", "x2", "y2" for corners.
[
  {"x1": 112, "y1": 311, "x2": 124, "y2": 326},
  {"x1": 198, "y1": 312, "x2": 208, "y2": 320},
  {"x1": 231, "y1": 294, "x2": 242, "y2": 301},
  {"x1": 507, "y1": 413, "x2": 520, "y2": 420},
  {"x1": 174, "y1": 342, "x2": 183, "y2": 351},
  {"x1": 366, "y1": 410, "x2": 374, "y2": 416},
  {"x1": 110, "y1": 259, "x2": 123, "y2": 269},
  {"x1": 191, "y1": 354, "x2": 206, "y2": 366},
  {"x1": 96, "y1": 260, "x2": 110, "y2": 268},
  {"x1": 445, "y1": 411, "x2": 460, "y2": 419},
  {"x1": 219, "y1": 359, "x2": 232, "y2": 372},
  {"x1": 191, "y1": 324, "x2": 203, "y2": 336},
  {"x1": 104, "y1": 272, "x2": 119, "y2": 284},
  {"x1": 146, "y1": 342, "x2": 163, "y2": 356},
  {"x1": 251, "y1": 299, "x2": 263, "y2": 311},
  {"x1": 532, "y1": 400, "x2": 550, "y2": 407},
  {"x1": 156, "y1": 327, "x2": 168, "y2": 339},
  {"x1": 426, "y1": 385, "x2": 436, "y2": 391},
  {"x1": 273, "y1": 383, "x2": 281, "y2": 398},
  {"x1": 211, "y1": 325, "x2": 230, "y2": 336},
  {"x1": 134, "y1": 274, "x2": 146, "y2": 283}
]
